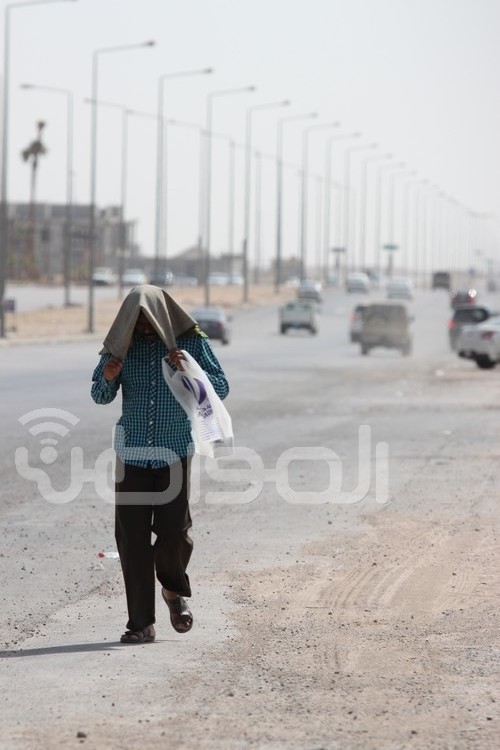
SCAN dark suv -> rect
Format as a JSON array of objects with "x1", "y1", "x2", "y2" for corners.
[
  {"x1": 360, "y1": 302, "x2": 412, "y2": 356},
  {"x1": 449, "y1": 305, "x2": 497, "y2": 351}
]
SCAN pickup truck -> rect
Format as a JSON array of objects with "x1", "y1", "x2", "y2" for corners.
[{"x1": 279, "y1": 299, "x2": 318, "y2": 335}]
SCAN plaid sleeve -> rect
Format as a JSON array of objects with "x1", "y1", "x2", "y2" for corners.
[
  {"x1": 180, "y1": 334, "x2": 230, "y2": 400},
  {"x1": 91, "y1": 354, "x2": 121, "y2": 405}
]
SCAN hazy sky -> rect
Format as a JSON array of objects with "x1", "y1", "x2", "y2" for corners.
[{"x1": 3, "y1": 0, "x2": 500, "y2": 270}]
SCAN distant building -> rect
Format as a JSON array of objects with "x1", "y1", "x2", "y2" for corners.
[{"x1": 6, "y1": 203, "x2": 137, "y2": 281}]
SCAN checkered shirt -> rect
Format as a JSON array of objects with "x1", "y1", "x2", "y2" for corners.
[{"x1": 91, "y1": 331, "x2": 229, "y2": 468}]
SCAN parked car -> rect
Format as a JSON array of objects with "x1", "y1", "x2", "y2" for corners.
[
  {"x1": 451, "y1": 288, "x2": 477, "y2": 308},
  {"x1": 149, "y1": 269, "x2": 173, "y2": 287},
  {"x1": 448, "y1": 304, "x2": 495, "y2": 351},
  {"x1": 432, "y1": 271, "x2": 451, "y2": 290},
  {"x1": 366, "y1": 270, "x2": 385, "y2": 288},
  {"x1": 92, "y1": 266, "x2": 117, "y2": 286},
  {"x1": 324, "y1": 273, "x2": 338, "y2": 286},
  {"x1": 190, "y1": 306, "x2": 231, "y2": 344},
  {"x1": 346, "y1": 272, "x2": 370, "y2": 294},
  {"x1": 297, "y1": 280, "x2": 322, "y2": 303},
  {"x1": 456, "y1": 316, "x2": 500, "y2": 369},
  {"x1": 349, "y1": 303, "x2": 368, "y2": 343},
  {"x1": 207, "y1": 272, "x2": 230, "y2": 286},
  {"x1": 121, "y1": 268, "x2": 148, "y2": 286},
  {"x1": 386, "y1": 277, "x2": 414, "y2": 300},
  {"x1": 227, "y1": 274, "x2": 244, "y2": 285},
  {"x1": 279, "y1": 299, "x2": 318, "y2": 335},
  {"x1": 172, "y1": 273, "x2": 198, "y2": 287},
  {"x1": 359, "y1": 302, "x2": 413, "y2": 356}
]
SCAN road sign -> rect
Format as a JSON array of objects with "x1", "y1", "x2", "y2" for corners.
[
  {"x1": 383, "y1": 243, "x2": 398, "y2": 251},
  {"x1": 332, "y1": 246, "x2": 346, "y2": 253}
]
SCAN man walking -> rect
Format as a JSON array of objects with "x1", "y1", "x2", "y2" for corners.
[{"x1": 91, "y1": 285, "x2": 229, "y2": 643}]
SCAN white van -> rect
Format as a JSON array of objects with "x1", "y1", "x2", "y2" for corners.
[{"x1": 346, "y1": 272, "x2": 370, "y2": 294}]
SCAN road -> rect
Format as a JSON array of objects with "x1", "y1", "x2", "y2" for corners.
[
  {"x1": 0, "y1": 286, "x2": 499, "y2": 749},
  {"x1": 4, "y1": 283, "x2": 119, "y2": 313}
]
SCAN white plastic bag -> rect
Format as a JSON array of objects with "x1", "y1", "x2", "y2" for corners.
[{"x1": 162, "y1": 350, "x2": 233, "y2": 456}]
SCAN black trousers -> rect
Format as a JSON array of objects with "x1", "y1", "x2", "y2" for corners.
[{"x1": 115, "y1": 457, "x2": 193, "y2": 631}]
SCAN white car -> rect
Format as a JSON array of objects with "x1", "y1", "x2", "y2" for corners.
[
  {"x1": 456, "y1": 315, "x2": 500, "y2": 369},
  {"x1": 121, "y1": 268, "x2": 148, "y2": 286},
  {"x1": 386, "y1": 277, "x2": 414, "y2": 300},
  {"x1": 280, "y1": 299, "x2": 318, "y2": 335},
  {"x1": 92, "y1": 266, "x2": 117, "y2": 286},
  {"x1": 172, "y1": 273, "x2": 198, "y2": 286},
  {"x1": 228, "y1": 274, "x2": 244, "y2": 286},
  {"x1": 297, "y1": 279, "x2": 322, "y2": 303},
  {"x1": 346, "y1": 272, "x2": 370, "y2": 294},
  {"x1": 207, "y1": 272, "x2": 229, "y2": 286}
]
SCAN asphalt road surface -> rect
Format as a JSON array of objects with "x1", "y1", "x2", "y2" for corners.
[{"x1": 0, "y1": 286, "x2": 498, "y2": 749}]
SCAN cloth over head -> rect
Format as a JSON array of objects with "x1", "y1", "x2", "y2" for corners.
[{"x1": 99, "y1": 284, "x2": 196, "y2": 360}]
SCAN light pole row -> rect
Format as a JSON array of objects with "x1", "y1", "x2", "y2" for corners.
[
  {"x1": 1, "y1": 3, "x2": 485, "y2": 337},
  {"x1": 1, "y1": 0, "x2": 77, "y2": 336}
]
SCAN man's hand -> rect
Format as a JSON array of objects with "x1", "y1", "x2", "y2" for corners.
[
  {"x1": 167, "y1": 347, "x2": 186, "y2": 372},
  {"x1": 103, "y1": 356, "x2": 123, "y2": 382}
]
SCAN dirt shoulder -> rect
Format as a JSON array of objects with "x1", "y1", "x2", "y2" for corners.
[{"x1": 1, "y1": 284, "x2": 295, "y2": 343}]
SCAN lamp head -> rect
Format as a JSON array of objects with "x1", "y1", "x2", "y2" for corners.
[
  {"x1": 20, "y1": 84, "x2": 34, "y2": 90},
  {"x1": 203, "y1": 68, "x2": 214, "y2": 74},
  {"x1": 144, "y1": 40, "x2": 156, "y2": 47}
]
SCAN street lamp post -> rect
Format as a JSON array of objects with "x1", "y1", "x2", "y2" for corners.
[
  {"x1": 274, "y1": 111, "x2": 317, "y2": 292},
  {"x1": 87, "y1": 40, "x2": 155, "y2": 334},
  {"x1": 0, "y1": 0, "x2": 77, "y2": 337},
  {"x1": 85, "y1": 97, "x2": 158, "y2": 297},
  {"x1": 21, "y1": 83, "x2": 74, "y2": 306},
  {"x1": 412, "y1": 180, "x2": 429, "y2": 284},
  {"x1": 358, "y1": 152, "x2": 391, "y2": 271},
  {"x1": 204, "y1": 86, "x2": 256, "y2": 307},
  {"x1": 385, "y1": 168, "x2": 415, "y2": 277},
  {"x1": 203, "y1": 130, "x2": 238, "y2": 280},
  {"x1": 373, "y1": 161, "x2": 404, "y2": 273},
  {"x1": 242, "y1": 99, "x2": 290, "y2": 302},
  {"x1": 154, "y1": 67, "x2": 212, "y2": 277},
  {"x1": 314, "y1": 175, "x2": 323, "y2": 278},
  {"x1": 168, "y1": 117, "x2": 241, "y2": 294},
  {"x1": 387, "y1": 168, "x2": 414, "y2": 243},
  {"x1": 323, "y1": 131, "x2": 361, "y2": 275},
  {"x1": 254, "y1": 150, "x2": 262, "y2": 283},
  {"x1": 299, "y1": 121, "x2": 340, "y2": 281},
  {"x1": 342, "y1": 142, "x2": 377, "y2": 270},
  {"x1": 401, "y1": 178, "x2": 421, "y2": 276}
]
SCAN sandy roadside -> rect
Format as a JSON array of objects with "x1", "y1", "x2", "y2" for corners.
[{"x1": 1, "y1": 284, "x2": 295, "y2": 342}]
